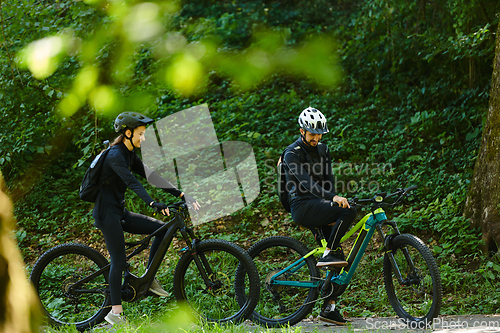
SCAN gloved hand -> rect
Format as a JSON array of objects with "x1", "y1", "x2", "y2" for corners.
[
  {"x1": 181, "y1": 193, "x2": 200, "y2": 210},
  {"x1": 150, "y1": 201, "x2": 170, "y2": 216}
]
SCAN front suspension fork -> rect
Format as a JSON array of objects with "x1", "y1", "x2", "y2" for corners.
[
  {"x1": 180, "y1": 228, "x2": 218, "y2": 289},
  {"x1": 377, "y1": 222, "x2": 416, "y2": 286}
]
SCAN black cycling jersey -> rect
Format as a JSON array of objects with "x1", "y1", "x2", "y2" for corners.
[
  {"x1": 283, "y1": 136, "x2": 336, "y2": 203},
  {"x1": 284, "y1": 136, "x2": 356, "y2": 257},
  {"x1": 91, "y1": 141, "x2": 182, "y2": 306},
  {"x1": 93, "y1": 142, "x2": 182, "y2": 223}
]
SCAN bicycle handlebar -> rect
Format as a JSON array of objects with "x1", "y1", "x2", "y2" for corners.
[
  {"x1": 168, "y1": 201, "x2": 188, "y2": 213},
  {"x1": 349, "y1": 185, "x2": 417, "y2": 208},
  {"x1": 405, "y1": 185, "x2": 418, "y2": 192}
]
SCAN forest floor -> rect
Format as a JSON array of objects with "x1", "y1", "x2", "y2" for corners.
[{"x1": 240, "y1": 314, "x2": 500, "y2": 332}]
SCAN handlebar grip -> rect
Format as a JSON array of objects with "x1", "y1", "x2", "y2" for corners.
[
  {"x1": 169, "y1": 201, "x2": 187, "y2": 210},
  {"x1": 405, "y1": 185, "x2": 417, "y2": 192}
]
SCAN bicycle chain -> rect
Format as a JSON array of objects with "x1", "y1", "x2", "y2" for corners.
[
  {"x1": 59, "y1": 281, "x2": 114, "y2": 318},
  {"x1": 77, "y1": 282, "x2": 137, "y2": 312}
]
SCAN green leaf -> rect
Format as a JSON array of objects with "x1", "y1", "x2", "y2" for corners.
[
  {"x1": 484, "y1": 271, "x2": 495, "y2": 280},
  {"x1": 410, "y1": 113, "x2": 420, "y2": 123},
  {"x1": 407, "y1": 155, "x2": 422, "y2": 161}
]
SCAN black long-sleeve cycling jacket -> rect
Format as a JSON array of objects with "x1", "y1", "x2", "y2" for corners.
[
  {"x1": 93, "y1": 142, "x2": 182, "y2": 222},
  {"x1": 282, "y1": 136, "x2": 336, "y2": 204}
]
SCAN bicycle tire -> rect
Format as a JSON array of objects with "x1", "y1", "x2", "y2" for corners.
[
  {"x1": 30, "y1": 243, "x2": 110, "y2": 331},
  {"x1": 383, "y1": 234, "x2": 442, "y2": 326},
  {"x1": 173, "y1": 239, "x2": 260, "y2": 324},
  {"x1": 242, "y1": 236, "x2": 320, "y2": 327}
]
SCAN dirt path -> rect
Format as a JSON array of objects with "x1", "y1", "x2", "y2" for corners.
[
  {"x1": 241, "y1": 314, "x2": 500, "y2": 332},
  {"x1": 90, "y1": 314, "x2": 500, "y2": 332}
]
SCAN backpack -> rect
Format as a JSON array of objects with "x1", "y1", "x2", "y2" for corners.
[
  {"x1": 277, "y1": 150, "x2": 291, "y2": 212},
  {"x1": 276, "y1": 143, "x2": 328, "y2": 213},
  {"x1": 79, "y1": 143, "x2": 111, "y2": 203}
]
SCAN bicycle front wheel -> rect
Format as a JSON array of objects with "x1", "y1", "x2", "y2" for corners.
[
  {"x1": 245, "y1": 236, "x2": 320, "y2": 327},
  {"x1": 30, "y1": 243, "x2": 110, "y2": 331},
  {"x1": 173, "y1": 239, "x2": 260, "y2": 324},
  {"x1": 383, "y1": 234, "x2": 442, "y2": 325}
]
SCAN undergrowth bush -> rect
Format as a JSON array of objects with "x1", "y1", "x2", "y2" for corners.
[{"x1": 3, "y1": 0, "x2": 500, "y2": 320}]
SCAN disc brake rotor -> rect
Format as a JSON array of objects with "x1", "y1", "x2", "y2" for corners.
[{"x1": 205, "y1": 272, "x2": 230, "y2": 296}]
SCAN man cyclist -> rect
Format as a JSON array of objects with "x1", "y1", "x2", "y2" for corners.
[
  {"x1": 281, "y1": 107, "x2": 357, "y2": 325},
  {"x1": 93, "y1": 112, "x2": 200, "y2": 326}
]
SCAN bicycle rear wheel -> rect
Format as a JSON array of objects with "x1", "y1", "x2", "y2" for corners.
[
  {"x1": 243, "y1": 236, "x2": 320, "y2": 327},
  {"x1": 384, "y1": 234, "x2": 442, "y2": 326},
  {"x1": 173, "y1": 239, "x2": 260, "y2": 324},
  {"x1": 30, "y1": 243, "x2": 110, "y2": 331}
]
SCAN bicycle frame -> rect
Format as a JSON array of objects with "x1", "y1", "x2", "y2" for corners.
[
  {"x1": 68, "y1": 205, "x2": 208, "y2": 303},
  {"x1": 267, "y1": 207, "x2": 400, "y2": 290},
  {"x1": 121, "y1": 213, "x2": 190, "y2": 302}
]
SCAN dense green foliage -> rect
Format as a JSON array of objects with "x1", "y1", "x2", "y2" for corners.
[{"x1": 1, "y1": 0, "x2": 500, "y2": 321}]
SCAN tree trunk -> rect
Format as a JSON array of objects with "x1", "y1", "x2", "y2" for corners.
[{"x1": 464, "y1": 20, "x2": 500, "y2": 255}]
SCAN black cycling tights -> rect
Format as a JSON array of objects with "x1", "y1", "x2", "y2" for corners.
[
  {"x1": 98, "y1": 209, "x2": 167, "y2": 306},
  {"x1": 291, "y1": 198, "x2": 357, "y2": 250}
]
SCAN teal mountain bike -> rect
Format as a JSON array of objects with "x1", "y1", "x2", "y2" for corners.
[
  {"x1": 30, "y1": 202, "x2": 260, "y2": 331},
  {"x1": 237, "y1": 186, "x2": 442, "y2": 328}
]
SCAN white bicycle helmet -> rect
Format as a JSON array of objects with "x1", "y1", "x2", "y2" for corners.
[{"x1": 298, "y1": 107, "x2": 329, "y2": 134}]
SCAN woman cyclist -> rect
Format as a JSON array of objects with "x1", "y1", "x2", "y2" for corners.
[{"x1": 92, "y1": 112, "x2": 200, "y2": 326}]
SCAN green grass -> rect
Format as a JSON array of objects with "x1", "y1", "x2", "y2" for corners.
[
  {"x1": 41, "y1": 306, "x2": 333, "y2": 333},
  {"x1": 36, "y1": 244, "x2": 500, "y2": 333},
  {"x1": 32, "y1": 217, "x2": 500, "y2": 333}
]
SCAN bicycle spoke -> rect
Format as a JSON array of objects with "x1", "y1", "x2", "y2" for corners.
[
  {"x1": 174, "y1": 240, "x2": 260, "y2": 324},
  {"x1": 245, "y1": 236, "x2": 320, "y2": 327},
  {"x1": 384, "y1": 234, "x2": 442, "y2": 323},
  {"x1": 31, "y1": 244, "x2": 110, "y2": 330}
]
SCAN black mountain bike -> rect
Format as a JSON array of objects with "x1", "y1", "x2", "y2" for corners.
[
  {"x1": 236, "y1": 186, "x2": 442, "y2": 328},
  {"x1": 30, "y1": 202, "x2": 260, "y2": 331}
]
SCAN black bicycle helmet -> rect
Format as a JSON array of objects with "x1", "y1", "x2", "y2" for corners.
[{"x1": 114, "y1": 112, "x2": 154, "y2": 133}]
